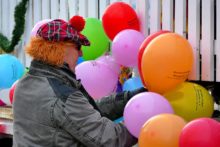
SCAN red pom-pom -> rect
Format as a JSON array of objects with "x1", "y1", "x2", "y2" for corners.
[{"x1": 69, "y1": 15, "x2": 85, "y2": 32}]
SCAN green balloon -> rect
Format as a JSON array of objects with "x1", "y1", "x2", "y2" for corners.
[
  {"x1": 81, "y1": 18, "x2": 110, "y2": 60},
  {"x1": 22, "y1": 67, "x2": 29, "y2": 77}
]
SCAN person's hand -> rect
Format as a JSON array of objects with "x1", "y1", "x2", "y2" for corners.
[{"x1": 127, "y1": 87, "x2": 148, "y2": 100}]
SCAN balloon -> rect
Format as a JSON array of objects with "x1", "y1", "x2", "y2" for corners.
[
  {"x1": 112, "y1": 29, "x2": 145, "y2": 67},
  {"x1": 9, "y1": 80, "x2": 19, "y2": 104},
  {"x1": 77, "y1": 57, "x2": 84, "y2": 65},
  {"x1": 75, "y1": 61, "x2": 118, "y2": 99},
  {"x1": 164, "y1": 82, "x2": 214, "y2": 121},
  {"x1": 23, "y1": 67, "x2": 29, "y2": 76},
  {"x1": 123, "y1": 77, "x2": 143, "y2": 91},
  {"x1": 0, "y1": 54, "x2": 24, "y2": 88},
  {"x1": 123, "y1": 92, "x2": 174, "y2": 137},
  {"x1": 102, "y1": 2, "x2": 140, "y2": 40},
  {"x1": 31, "y1": 19, "x2": 51, "y2": 37},
  {"x1": 141, "y1": 33, "x2": 194, "y2": 94},
  {"x1": 81, "y1": 18, "x2": 109, "y2": 60},
  {"x1": 96, "y1": 55, "x2": 120, "y2": 75},
  {"x1": 139, "y1": 114, "x2": 187, "y2": 147},
  {"x1": 114, "y1": 117, "x2": 124, "y2": 123},
  {"x1": 179, "y1": 118, "x2": 220, "y2": 147},
  {"x1": 138, "y1": 30, "x2": 170, "y2": 86},
  {"x1": 0, "y1": 99, "x2": 6, "y2": 106},
  {"x1": 0, "y1": 88, "x2": 11, "y2": 106}
]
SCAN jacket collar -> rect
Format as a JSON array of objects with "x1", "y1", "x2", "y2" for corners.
[{"x1": 29, "y1": 60, "x2": 80, "y2": 88}]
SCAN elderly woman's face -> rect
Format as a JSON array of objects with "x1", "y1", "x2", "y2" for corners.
[{"x1": 64, "y1": 43, "x2": 81, "y2": 72}]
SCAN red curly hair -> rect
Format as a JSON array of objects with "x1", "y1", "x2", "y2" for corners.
[{"x1": 25, "y1": 37, "x2": 75, "y2": 66}]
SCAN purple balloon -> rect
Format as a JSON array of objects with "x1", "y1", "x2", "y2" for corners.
[
  {"x1": 112, "y1": 29, "x2": 145, "y2": 67},
  {"x1": 96, "y1": 55, "x2": 120, "y2": 75},
  {"x1": 75, "y1": 61, "x2": 119, "y2": 99},
  {"x1": 123, "y1": 92, "x2": 174, "y2": 138},
  {"x1": 31, "y1": 19, "x2": 52, "y2": 37}
]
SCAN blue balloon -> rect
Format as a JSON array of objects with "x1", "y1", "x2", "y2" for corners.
[
  {"x1": 123, "y1": 77, "x2": 143, "y2": 91},
  {"x1": 77, "y1": 57, "x2": 84, "y2": 65},
  {"x1": 0, "y1": 54, "x2": 24, "y2": 88},
  {"x1": 114, "y1": 117, "x2": 124, "y2": 123}
]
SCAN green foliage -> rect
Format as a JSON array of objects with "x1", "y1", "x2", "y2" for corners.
[{"x1": 0, "y1": 0, "x2": 29, "y2": 53}]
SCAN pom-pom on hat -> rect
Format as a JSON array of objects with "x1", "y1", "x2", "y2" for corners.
[{"x1": 36, "y1": 15, "x2": 90, "y2": 46}]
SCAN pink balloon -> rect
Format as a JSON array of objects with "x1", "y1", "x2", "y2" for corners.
[
  {"x1": 75, "y1": 61, "x2": 119, "y2": 99},
  {"x1": 96, "y1": 55, "x2": 120, "y2": 75},
  {"x1": 123, "y1": 92, "x2": 174, "y2": 138},
  {"x1": 112, "y1": 29, "x2": 145, "y2": 67},
  {"x1": 31, "y1": 19, "x2": 52, "y2": 37},
  {"x1": 0, "y1": 99, "x2": 6, "y2": 106}
]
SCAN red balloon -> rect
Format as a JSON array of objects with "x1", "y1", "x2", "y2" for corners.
[
  {"x1": 179, "y1": 118, "x2": 220, "y2": 147},
  {"x1": 9, "y1": 80, "x2": 18, "y2": 104},
  {"x1": 102, "y1": 2, "x2": 140, "y2": 40},
  {"x1": 138, "y1": 30, "x2": 170, "y2": 87}
]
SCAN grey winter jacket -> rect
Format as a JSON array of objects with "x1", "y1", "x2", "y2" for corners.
[{"x1": 13, "y1": 60, "x2": 137, "y2": 147}]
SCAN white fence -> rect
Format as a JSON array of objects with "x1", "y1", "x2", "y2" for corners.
[{"x1": 0, "y1": 0, "x2": 220, "y2": 82}]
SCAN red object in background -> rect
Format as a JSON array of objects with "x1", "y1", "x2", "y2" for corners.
[
  {"x1": 179, "y1": 118, "x2": 220, "y2": 147},
  {"x1": 9, "y1": 81, "x2": 18, "y2": 104},
  {"x1": 137, "y1": 30, "x2": 170, "y2": 87},
  {"x1": 0, "y1": 99, "x2": 6, "y2": 106},
  {"x1": 102, "y1": 2, "x2": 140, "y2": 40},
  {"x1": 0, "y1": 124, "x2": 6, "y2": 133}
]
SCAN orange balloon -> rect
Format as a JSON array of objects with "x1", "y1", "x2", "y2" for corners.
[
  {"x1": 141, "y1": 33, "x2": 193, "y2": 94},
  {"x1": 139, "y1": 114, "x2": 187, "y2": 147}
]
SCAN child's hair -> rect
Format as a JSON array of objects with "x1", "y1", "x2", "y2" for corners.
[{"x1": 25, "y1": 37, "x2": 75, "y2": 66}]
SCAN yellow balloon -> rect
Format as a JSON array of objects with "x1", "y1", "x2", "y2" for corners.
[
  {"x1": 164, "y1": 82, "x2": 214, "y2": 122},
  {"x1": 139, "y1": 114, "x2": 186, "y2": 147}
]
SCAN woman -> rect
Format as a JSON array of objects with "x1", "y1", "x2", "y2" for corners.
[{"x1": 13, "y1": 16, "x2": 146, "y2": 147}]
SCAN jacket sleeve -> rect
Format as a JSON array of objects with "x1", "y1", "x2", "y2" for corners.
[
  {"x1": 95, "y1": 91, "x2": 130, "y2": 120},
  {"x1": 95, "y1": 87, "x2": 147, "y2": 120},
  {"x1": 53, "y1": 90, "x2": 137, "y2": 147}
]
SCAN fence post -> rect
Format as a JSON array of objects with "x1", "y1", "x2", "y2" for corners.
[
  {"x1": 136, "y1": 0, "x2": 149, "y2": 36},
  {"x1": 162, "y1": 0, "x2": 173, "y2": 31},
  {"x1": 99, "y1": 0, "x2": 110, "y2": 19},
  {"x1": 150, "y1": 0, "x2": 161, "y2": 34},
  {"x1": 78, "y1": 0, "x2": 88, "y2": 18},
  {"x1": 88, "y1": 0, "x2": 98, "y2": 18},
  {"x1": 51, "y1": 0, "x2": 59, "y2": 19},
  {"x1": 1, "y1": 0, "x2": 9, "y2": 37},
  {"x1": 42, "y1": 0, "x2": 50, "y2": 19},
  {"x1": 174, "y1": 0, "x2": 186, "y2": 37},
  {"x1": 201, "y1": 0, "x2": 214, "y2": 81},
  {"x1": 216, "y1": 0, "x2": 220, "y2": 81},
  {"x1": 188, "y1": 0, "x2": 200, "y2": 80},
  {"x1": 23, "y1": 0, "x2": 33, "y2": 67},
  {"x1": 59, "y1": 0, "x2": 69, "y2": 20},
  {"x1": 68, "y1": 0, "x2": 78, "y2": 17}
]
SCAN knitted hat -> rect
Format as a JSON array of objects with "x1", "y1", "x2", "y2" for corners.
[{"x1": 36, "y1": 15, "x2": 90, "y2": 47}]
